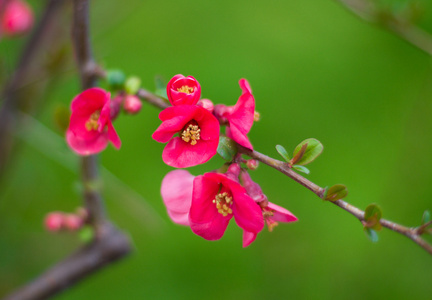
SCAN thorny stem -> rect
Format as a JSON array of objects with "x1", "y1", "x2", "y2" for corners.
[
  {"x1": 136, "y1": 88, "x2": 432, "y2": 256},
  {"x1": 335, "y1": 0, "x2": 432, "y2": 56}
]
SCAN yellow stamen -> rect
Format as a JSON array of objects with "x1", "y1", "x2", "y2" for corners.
[
  {"x1": 213, "y1": 192, "x2": 233, "y2": 217},
  {"x1": 85, "y1": 111, "x2": 101, "y2": 131},
  {"x1": 181, "y1": 124, "x2": 201, "y2": 145},
  {"x1": 177, "y1": 85, "x2": 194, "y2": 94},
  {"x1": 254, "y1": 111, "x2": 260, "y2": 122}
]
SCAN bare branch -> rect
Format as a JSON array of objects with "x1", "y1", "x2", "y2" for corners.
[{"x1": 335, "y1": 0, "x2": 432, "y2": 56}]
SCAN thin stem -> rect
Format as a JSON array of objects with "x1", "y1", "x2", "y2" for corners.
[
  {"x1": 137, "y1": 87, "x2": 432, "y2": 256},
  {"x1": 335, "y1": 0, "x2": 432, "y2": 56}
]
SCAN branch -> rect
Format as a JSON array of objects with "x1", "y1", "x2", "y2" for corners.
[
  {"x1": 136, "y1": 87, "x2": 432, "y2": 256},
  {"x1": 335, "y1": 0, "x2": 432, "y2": 56},
  {"x1": 4, "y1": 225, "x2": 130, "y2": 300},
  {"x1": 5, "y1": 1, "x2": 132, "y2": 298},
  {"x1": 0, "y1": 0, "x2": 67, "y2": 180}
]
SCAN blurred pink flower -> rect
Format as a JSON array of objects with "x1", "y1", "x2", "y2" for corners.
[
  {"x1": 152, "y1": 105, "x2": 219, "y2": 168},
  {"x1": 161, "y1": 169, "x2": 195, "y2": 226},
  {"x1": 167, "y1": 74, "x2": 201, "y2": 106},
  {"x1": 66, "y1": 88, "x2": 121, "y2": 155},
  {"x1": 189, "y1": 172, "x2": 264, "y2": 246},
  {"x1": 263, "y1": 202, "x2": 298, "y2": 231},
  {"x1": 1, "y1": 0, "x2": 33, "y2": 37},
  {"x1": 214, "y1": 79, "x2": 255, "y2": 150}
]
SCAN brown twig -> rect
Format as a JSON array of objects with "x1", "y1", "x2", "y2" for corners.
[
  {"x1": 335, "y1": 0, "x2": 432, "y2": 56},
  {"x1": 136, "y1": 87, "x2": 432, "y2": 256},
  {"x1": 4, "y1": 1, "x2": 131, "y2": 299},
  {"x1": 0, "y1": 0, "x2": 67, "y2": 180}
]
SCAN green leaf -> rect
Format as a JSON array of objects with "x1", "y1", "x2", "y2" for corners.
[
  {"x1": 125, "y1": 76, "x2": 141, "y2": 95},
  {"x1": 276, "y1": 145, "x2": 290, "y2": 162},
  {"x1": 293, "y1": 165, "x2": 310, "y2": 174},
  {"x1": 79, "y1": 226, "x2": 94, "y2": 243},
  {"x1": 292, "y1": 138, "x2": 323, "y2": 165},
  {"x1": 364, "y1": 203, "x2": 382, "y2": 231},
  {"x1": 364, "y1": 228, "x2": 379, "y2": 243},
  {"x1": 217, "y1": 136, "x2": 238, "y2": 161},
  {"x1": 290, "y1": 142, "x2": 308, "y2": 165},
  {"x1": 321, "y1": 186, "x2": 329, "y2": 200},
  {"x1": 155, "y1": 75, "x2": 168, "y2": 99},
  {"x1": 106, "y1": 70, "x2": 126, "y2": 90},
  {"x1": 325, "y1": 184, "x2": 348, "y2": 201},
  {"x1": 422, "y1": 210, "x2": 431, "y2": 225}
]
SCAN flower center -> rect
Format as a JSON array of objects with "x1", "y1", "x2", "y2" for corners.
[
  {"x1": 263, "y1": 209, "x2": 278, "y2": 232},
  {"x1": 212, "y1": 192, "x2": 233, "y2": 217},
  {"x1": 181, "y1": 124, "x2": 201, "y2": 145},
  {"x1": 177, "y1": 85, "x2": 194, "y2": 94},
  {"x1": 85, "y1": 111, "x2": 101, "y2": 131}
]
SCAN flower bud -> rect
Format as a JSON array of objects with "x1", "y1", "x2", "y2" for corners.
[
  {"x1": 110, "y1": 94, "x2": 123, "y2": 120},
  {"x1": 63, "y1": 214, "x2": 83, "y2": 231},
  {"x1": 44, "y1": 212, "x2": 64, "y2": 232},
  {"x1": 240, "y1": 170, "x2": 268, "y2": 206},
  {"x1": 167, "y1": 74, "x2": 201, "y2": 106},
  {"x1": 246, "y1": 159, "x2": 259, "y2": 170},
  {"x1": 197, "y1": 99, "x2": 214, "y2": 112},
  {"x1": 1, "y1": 0, "x2": 34, "y2": 37},
  {"x1": 226, "y1": 163, "x2": 241, "y2": 181},
  {"x1": 123, "y1": 95, "x2": 142, "y2": 114}
]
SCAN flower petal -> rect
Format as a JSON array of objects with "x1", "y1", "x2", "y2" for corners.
[
  {"x1": 231, "y1": 184, "x2": 264, "y2": 234},
  {"x1": 66, "y1": 129, "x2": 109, "y2": 156},
  {"x1": 189, "y1": 175, "x2": 232, "y2": 240},
  {"x1": 162, "y1": 137, "x2": 218, "y2": 168},
  {"x1": 268, "y1": 202, "x2": 298, "y2": 223},
  {"x1": 161, "y1": 170, "x2": 195, "y2": 226},
  {"x1": 242, "y1": 231, "x2": 257, "y2": 248}
]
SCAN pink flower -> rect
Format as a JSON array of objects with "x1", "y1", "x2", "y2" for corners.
[
  {"x1": 240, "y1": 170, "x2": 297, "y2": 239},
  {"x1": 161, "y1": 170, "x2": 195, "y2": 226},
  {"x1": 152, "y1": 105, "x2": 219, "y2": 168},
  {"x1": 214, "y1": 79, "x2": 255, "y2": 150},
  {"x1": 167, "y1": 74, "x2": 201, "y2": 106},
  {"x1": 66, "y1": 88, "x2": 121, "y2": 155},
  {"x1": 262, "y1": 202, "x2": 298, "y2": 231},
  {"x1": 1, "y1": 0, "x2": 33, "y2": 37},
  {"x1": 189, "y1": 172, "x2": 264, "y2": 247}
]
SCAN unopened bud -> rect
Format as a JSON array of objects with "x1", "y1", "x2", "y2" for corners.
[
  {"x1": 123, "y1": 95, "x2": 142, "y2": 114},
  {"x1": 197, "y1": 99, "x2": 214, "y2": 112},
  {"x1": 44, "y1": 212, "x2": 64, "y2": 232},
  {"x1": 110, "y1": 94, "x2": 123, "y2": 120},
  {"x1": 226, "y1": 163, "x2": 241, "y2": 181},
  {"x1": 240, "y1": 170, "x2": 268, "y2": 204},
  {"x1": 246, "y1": 159, "x2": 259, "y2": 170},
  {"x1": 64, "y1": 214, "x2": 83, "y2": 231}
]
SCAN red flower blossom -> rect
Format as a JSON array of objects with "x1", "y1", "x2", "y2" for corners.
[
  {"x1": 66, "y1": 88, "x2": 121, "y2": 155},
  {"x1": 152, "y1": 105, "x2": 219, "y2": 168},
  {"x1": 167, "y1": 74, "x2": 201, "y2": 106},
  {"x1": 214, "y1": 79, "x2": 255, "y2": 150},
  {"x1": 1, "y1": 0, "x2": 33, "y2": 37},
  {"x1": 189, "y1": 172, "x2": 264, "y2": 246}
]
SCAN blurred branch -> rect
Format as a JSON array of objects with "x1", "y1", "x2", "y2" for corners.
[
  {"x1": 5, "y1": 0, "x2": 131, "y2": 299},
  {"x1": 0, "y1": 0, "x2": 67, "y2": 181},
  {"x1": 137, "y1": 87, "x2": 432, "y2": 256},
  {"x1": 335, "y1": 0, "x2": 432, "y2": 56}
]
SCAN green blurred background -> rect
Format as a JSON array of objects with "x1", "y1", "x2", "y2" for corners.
[{"x1": 1, "y1": 0, "x2": 432, "y2": 299}]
